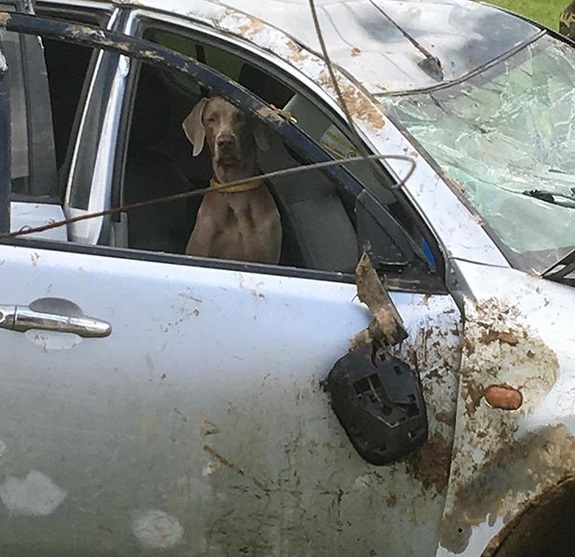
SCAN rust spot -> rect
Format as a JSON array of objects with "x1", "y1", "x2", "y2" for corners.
[
  {"x1": 407, "y1": 432, "x2": 453, "y2": 492},
  {"x1": 435, "y1": 410, "x2": 456, "y2": 426},
  {"x1": 442, "y1": 173, "x2": 469, "y2": 196},
  {"x1": 345, "y1": 89, "x2": 386, "y2": 129},
  {"x1": 463, "y1": 379, "x2": 484, "y2": 416},
  {"x1": 480, "y1": 329, "x2": 520, "y2": 346},
  {"x1": 287, "y1": 40, "x2": 313, "y2": 63},
  {"x1": 497, "y1": 331, "x2": 520, "y2": 346},
  {"x1": 237, "y1": 15, "x2": 264, "y2": 35},
  {"x1": 351, "y1": 47, "x2": 361, "y2": 57},
  {"x1": 257, "y1": 105, "x2": 291, "y2": 124},
  {"x1": 460, "y1": 299, "x2": 556, "y2": 418},
  {"x1": 317, "y1": 70, "x2": 386, "y2": 130},
  {"x1": 386, "y1": 494, "x2": 397, "y2": 508},
  {"x1": 485, "y1": 384, "x2": 523, "y2": 411}
]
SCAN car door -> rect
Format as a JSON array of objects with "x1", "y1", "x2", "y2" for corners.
[{"x1": 0, "y1": 12, "x2": 462, "y2": 557}]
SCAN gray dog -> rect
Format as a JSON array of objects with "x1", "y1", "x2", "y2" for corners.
[{"x1": 182, "y1": 97, "x2": 282, "y2": 264}]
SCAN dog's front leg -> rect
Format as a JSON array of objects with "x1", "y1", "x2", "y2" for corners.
[{"x1": 186, "y1": 195, "x2": 221, "y2": 257}]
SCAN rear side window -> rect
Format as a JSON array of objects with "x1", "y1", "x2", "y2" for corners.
[
  {"x1": 0, "y1": 7, "x2": 106, "y2": 200},
  {"x1": 1, "y1": 27, "x2": 33, "y2": 195},
  {"x1": 37, "y1": 6, "x2": 109, "y2": 175}
]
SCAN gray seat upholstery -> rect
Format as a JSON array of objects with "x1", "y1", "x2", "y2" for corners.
[{"x1": 258, "y1": 132, "x2": 358, "y2": 272}]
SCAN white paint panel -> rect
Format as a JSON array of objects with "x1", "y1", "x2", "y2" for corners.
[{"x1": 0, "y1": 243, "x2": 461, "y2": 555}]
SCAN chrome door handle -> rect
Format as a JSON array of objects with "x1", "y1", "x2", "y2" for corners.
[{"x1": 0, "y1": 298, "x2": 111, "y2": 338}]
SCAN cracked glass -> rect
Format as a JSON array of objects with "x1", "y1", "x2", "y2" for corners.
[{"x1": 382, "y1": 35, "x2": 575, "y2": 273}]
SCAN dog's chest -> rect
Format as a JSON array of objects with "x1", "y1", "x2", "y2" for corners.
[
  {"x1": 217, "y1": 195, "x2": 272, "y2": 239},
  {"x1": 206, "y1": 190, "x2": 280, "y2": 263}
]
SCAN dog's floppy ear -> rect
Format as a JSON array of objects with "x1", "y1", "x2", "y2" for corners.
[
  {"x1": 182, "y1": 98, "x2": 208, "y2": 157},
  {"x1": 253, "y1": 120, "x2": 270, "y2": 152}
]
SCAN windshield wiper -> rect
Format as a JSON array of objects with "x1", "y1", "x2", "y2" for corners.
[
  {"x1": 541, "y1": 247, "x2": 575, "y2": 280},
  {"x1": 536, "y1": 187, "x2": 575, "y2": 279},
  {"x1": 523, "y1": 189, "x2": 575, "y2": 208}
]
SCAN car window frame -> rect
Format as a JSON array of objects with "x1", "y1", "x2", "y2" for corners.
[
  {"x1": 127, "y1": 12, "x2": 446, "y2": 285},
  {"x1": 35, "y1": 1, "x2": 111, "y2": 24},
  {"x1": 0, "y1": 33, "x2": 9, "y2": 233},
  {"x1": 0, "y1": 10, "x2": 445, "y2": 293}
]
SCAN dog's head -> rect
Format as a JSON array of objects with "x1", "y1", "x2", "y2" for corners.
[{"x1": 182, "y1": 97, "x2": 269, "y2": 169}]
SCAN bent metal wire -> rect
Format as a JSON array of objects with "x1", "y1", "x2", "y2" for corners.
[
  {"x1": 0, "y1": 9, "x2": 416, "y2": 241},
  {"x1": 0, "y1": 154, "x2": 416, "y2": 240}
]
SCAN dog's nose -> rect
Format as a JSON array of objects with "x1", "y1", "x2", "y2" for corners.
[{"x1": 216, "y1": 135, "x2": 235, "y2": 150}]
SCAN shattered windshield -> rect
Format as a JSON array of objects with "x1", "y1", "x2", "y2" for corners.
[{"x1": 381, "y1": 35, "x2": 575, "y2": 273}]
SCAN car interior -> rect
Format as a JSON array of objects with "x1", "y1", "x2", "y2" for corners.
[
  {"x1": 40, "y1": 26, "x2": 365, "y2": 272},
  {"x1": 4, "y1": 10, "x2": 430, "y2": 277}
]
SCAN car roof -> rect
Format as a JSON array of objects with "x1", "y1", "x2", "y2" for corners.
[
  {"x1": 42, "y1": 0, "x2": 542, "y2": 93},
  {"x1": 216, "y1": 0, "x2": 541, "y2": 93}
]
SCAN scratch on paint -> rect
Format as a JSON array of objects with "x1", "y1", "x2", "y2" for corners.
[{"x1": 203, "y1": 444, "x2": 270, "y2": 493}]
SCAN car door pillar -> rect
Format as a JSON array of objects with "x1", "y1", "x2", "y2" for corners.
[{"x1": 0, "y1": 46, "x2": 9, "y2": 234}]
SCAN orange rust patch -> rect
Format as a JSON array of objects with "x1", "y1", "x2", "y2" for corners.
[
  {"x1": 342, "y1": 88, "x2": 386, "y2": 130},
  {"x1": 317, "y1": 70, "x2": 386, "y2": 130},
  {"x1": 237, "y1": 16, "x2": 264, "y2": 36},
  {"x1": 287, "y1": 41, "x2": 312, "y2": 63},
  {"x1": 386, "y1": 495, "x2": 397, "y2": 508},
  {"x1": 480, "y1": 329, "x2": 520, "y2": 346},
  {"x1": 485, "y1": 384, "x2": 523, "y2": 411}
]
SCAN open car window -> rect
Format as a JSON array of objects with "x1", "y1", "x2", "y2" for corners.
[
  {"x1": 142, "y1": 24, "x2": 398, "y2": 208},
  {"x1": 119, "y1": 60, "x2": 364, "y2": 273},
  {"x1": 126, "y1": 20, "x2": 435, "y2": 278},
  {"x1": 0, "y1": 11, "x2": 437, "y2": 288}
]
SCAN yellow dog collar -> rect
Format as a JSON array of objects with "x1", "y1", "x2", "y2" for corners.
[{"x1": 211, "y1": 178, "x2": 262, "y2": 193}]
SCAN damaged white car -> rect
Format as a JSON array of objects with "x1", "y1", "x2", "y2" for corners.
[{"x1": 0, "y1": 0, "x2": 573, "y2": 555}]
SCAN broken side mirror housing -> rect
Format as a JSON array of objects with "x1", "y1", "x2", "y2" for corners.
[
  {"x1": 325, "y1": 253, "x2": 428, "y2": 465},
  {"x1": 326, "y1": 344, "x2": 428, "y2": 465}
]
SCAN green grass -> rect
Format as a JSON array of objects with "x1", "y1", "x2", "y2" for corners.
[{"x1": 483, "y1": 0, "x2": 567, "y2": 30}]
